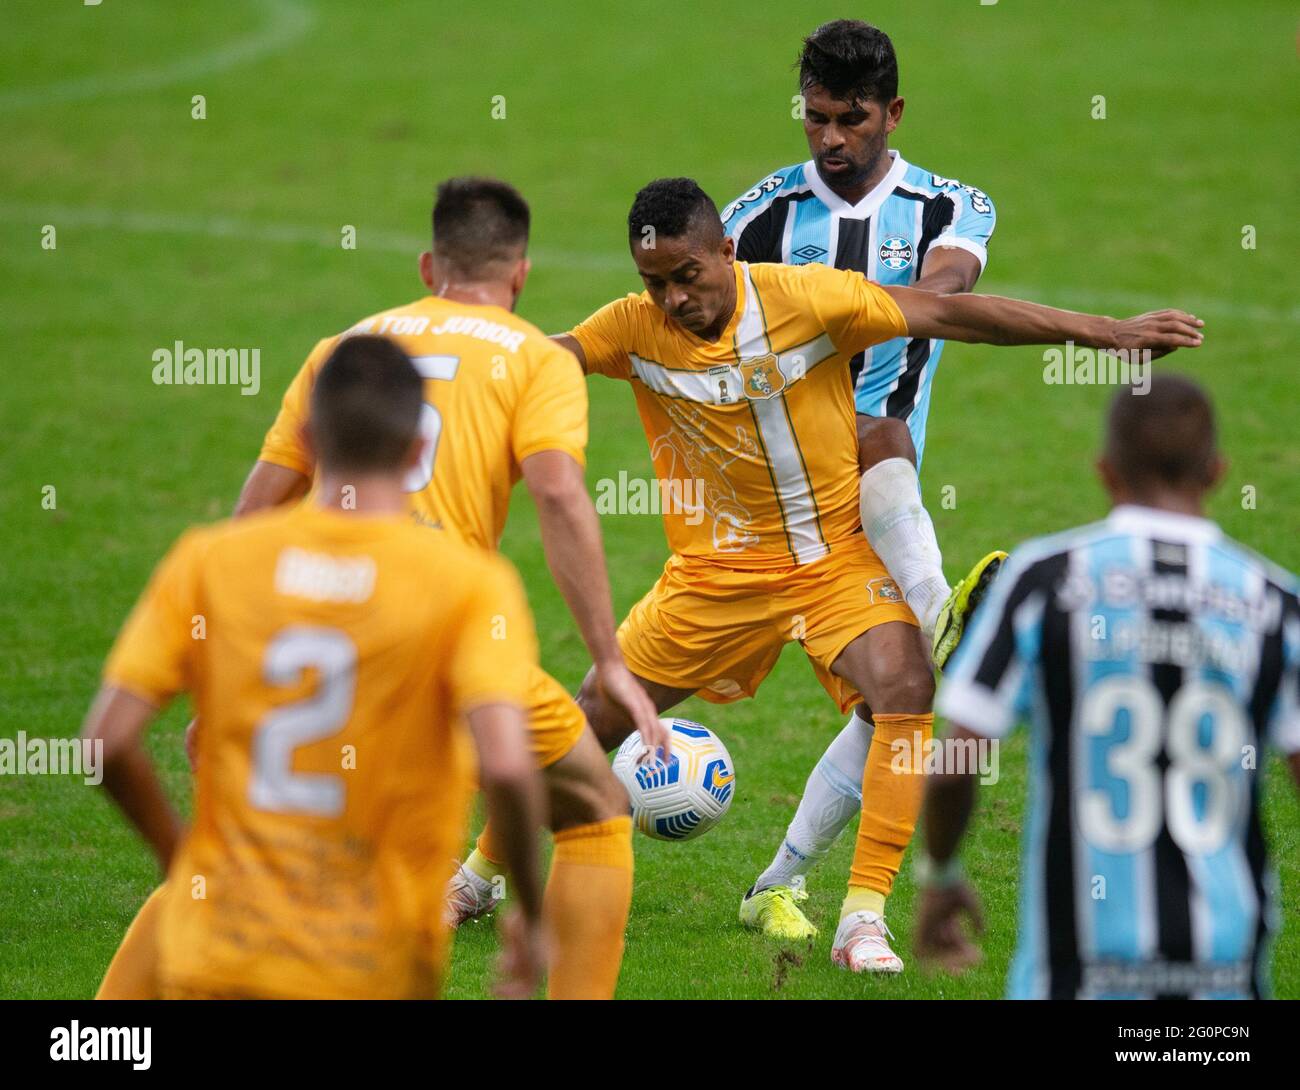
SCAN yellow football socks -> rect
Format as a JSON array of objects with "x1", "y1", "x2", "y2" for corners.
[
  {"x1": 467, "y1": 826, "x2": 507, "y2": 886},
  {"x1": 544, "y1": 816, "x2": 633, "y2": 1000},
  {"x1": 843, "y1": 712, "x2": 933, "y2": 919}
]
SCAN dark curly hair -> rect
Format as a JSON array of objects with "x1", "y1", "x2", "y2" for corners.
[
  {"x1": 627, "y1": 177, "x2": 723, "y2": 246},
  {"x1": 797, "y1": 20, "x2": 898, "y2": 105}
]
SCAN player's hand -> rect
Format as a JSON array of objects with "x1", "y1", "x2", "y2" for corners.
[
  {"x1": 492, "y1": 907, "x2": 547, "y2": 999},
  {"x1": 183, "y1": 718, "x2": 200, "y2": 772},
  {"x1": 1108, "y1": 310, "x2": 1204, "y2": 359},
  {"x1": 595, "y1": 660, "x2": 668, "y2": 760},
  {"x1": 915, "y1": 881, "x2": 985, "y2": 974}
]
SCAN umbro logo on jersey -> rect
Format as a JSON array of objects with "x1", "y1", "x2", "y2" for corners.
[
  {"x1": 791, "y1": 244, "x2": 827, "y2": 262},
  {"x1": 878, "y1": 236, "x2": 913, "y2": 271}
]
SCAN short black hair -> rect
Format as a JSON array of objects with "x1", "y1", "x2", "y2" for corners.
[
  {"x1": 627, "y1": 178, "x2": 723, "y2": 249},
  {"x1": 798, "y1": 20, "x2": 898, "y2": 105},
  {"x1": 432, "y1": 176, "x2": 530, "y2": 276},
  {"x1": 310, "y1": 335, "x2": 423, "y2": 474},
  {"x1": 1105, "y1": 373, "x2": 1218, "y2": 490}
]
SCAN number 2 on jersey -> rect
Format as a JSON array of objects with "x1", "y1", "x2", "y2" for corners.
[{"x1": 249, "y1": 626, "x2": 356, "y2": 817}]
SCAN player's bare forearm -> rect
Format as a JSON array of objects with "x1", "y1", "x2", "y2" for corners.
[
  {"x1": 233, "y1": 459, "x2": 310, "y2": 517},
  {"x1": 884, "y1": 284, "x2": 1204, "y2": 357},
  {"x1": 521, "y1": 451, "x2": 622, "y2": 669},
  {"x1": 466, "y1": 703, "x2": 546, "y2": 921},
  {"x1": 1289, "y1": 751, "x2": 1300, "y2": 793},
  {"x1": 82, "y1": 686, "x2": 184, "y2": 870},
  {"x1": 922, "y1": 724, "x2": 981, "y2": 863},
  {"x1": 913, "y1": 247, "x2": 982, "y2": 295}
]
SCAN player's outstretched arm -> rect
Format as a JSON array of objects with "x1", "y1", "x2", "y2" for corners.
[
  {"x1": 81, "y1": 686, "x2": 183, "y2": 870},
  {"x1": 884, "y1": 284, "x2": 1204, "y2": 359},
  {"x1": 233, "y1": 460, "x2": 310, "y2": 517},
  {"x1": 520, "y1": 450, "x2": 668, "y2": 754},
  {"x1": 464, "y1": 702, "x2": 547, "y2": 998}
]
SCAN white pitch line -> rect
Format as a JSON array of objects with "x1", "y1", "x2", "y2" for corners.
[
  {"x1": 1, "y1": 200, "x2": 1295, "y2": 325},
  {"x1": 0, "y1": 0, "x2": 315, "y2": 111},
  {"x1": 0, "y1": 201, "x2": 631, "y2": 273}
]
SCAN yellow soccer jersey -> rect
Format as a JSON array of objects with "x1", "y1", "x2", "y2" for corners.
[
  {"x1": 570, "y1": 261, "x2": 909, "y2": 569},
  {"x1": 260, "y1": 296, "x2": 588, "y2": 551},
  {"x1": 103, "y1": 504, "x2": 538, "y2": 999}
]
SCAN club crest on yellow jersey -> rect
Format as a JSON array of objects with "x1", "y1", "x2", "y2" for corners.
[{"x1": 740, "y1": 354, "x2": 785, "y2": 400}]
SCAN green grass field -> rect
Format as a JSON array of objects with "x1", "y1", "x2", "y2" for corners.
[{"x1": 2, "y1": 0, "x2": 1297, "y2": 1000}]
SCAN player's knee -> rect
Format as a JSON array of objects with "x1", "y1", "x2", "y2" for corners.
[
  {"x1": 873, "y1": 666, "x2": 935, "y2": 714},
  {"x1": 548, "y1": 758, "x2": 627, "y2": 831},
  {"x1": 856, "y1": 415, "x2": 916, "y2": 473}
]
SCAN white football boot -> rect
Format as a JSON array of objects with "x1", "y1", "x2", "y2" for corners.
[
  {"x1": 443, "y1": 862, "x2": 501, "y2": 929},
  {"x1": 831, "y1": 910, "x2": 904, "y2": 974}
]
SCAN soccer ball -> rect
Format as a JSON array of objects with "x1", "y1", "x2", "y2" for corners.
[{"x1": 612, "y1": 718, "x2": 735, "y2": 841}]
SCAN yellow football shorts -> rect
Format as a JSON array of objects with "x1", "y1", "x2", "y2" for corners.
[
  {"x1": 526, "y1": 665, "x2": 588, "y2": 768},
  {"x1": 617, "y1": 540, "x2": 916, "y2": 714}
]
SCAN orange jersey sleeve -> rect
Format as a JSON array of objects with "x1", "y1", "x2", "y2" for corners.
[
  {"x1": 511, "y1": 342, "x2": 589, "y2": 467},
  {"x1": 568, "y1": 296, "x2": 638, "y2": 380},
  {"x1": 446, "y1": 553, "x2": 539, "y2": 714},
  {"x1": 103, "y1": 528, "x2": 208, "y2": 706},
  {"x1": 801, "y1": 265, "x2": 910, "y2": 357},
  {"x1": 258, "y1": 338, "x2": 335, "y2": 475}
]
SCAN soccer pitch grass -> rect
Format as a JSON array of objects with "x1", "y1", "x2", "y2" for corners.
[{"x1": 2, "y1": 0, "x2": 1296, "y2": 1000}]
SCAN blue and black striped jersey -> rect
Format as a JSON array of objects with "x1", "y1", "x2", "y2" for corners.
[
  {"x1": 722, "y1": 151, "x2": 995, "y2": 467},
  {"x1": 938, "y1": 505, "x2": 1300, "y2": 999}
]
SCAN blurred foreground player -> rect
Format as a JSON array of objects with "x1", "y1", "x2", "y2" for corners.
[
  {"x1": 84, "y1": 337, "x2": 547, "y2": 999},
  {"x1": 920, "y1": 374, "x2": 1300, "y2": 998}
]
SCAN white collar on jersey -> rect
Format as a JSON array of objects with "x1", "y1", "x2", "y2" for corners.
[
  {"x1": 802, "y1": 149, "x2": 909, "y2": 220},
  {"x1": 1107, "y1": 504, "x2": 1222, "y2": 543}
]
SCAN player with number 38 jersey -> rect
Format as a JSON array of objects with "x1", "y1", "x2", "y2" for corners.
[{"x1": 927, "y1": 377, "x2": 1300, "y2": 999}]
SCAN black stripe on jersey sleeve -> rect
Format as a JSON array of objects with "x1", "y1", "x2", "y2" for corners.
[
  {"x1": 917, "y1": 191, "x2": 958, "y2": 268},
  {"x1": 969, "y1": 552, "x2": 1064, "y2": 695}
]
